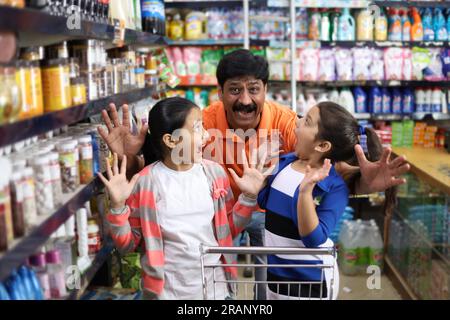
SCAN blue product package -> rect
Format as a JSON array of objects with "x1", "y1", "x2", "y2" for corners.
[
  {"x1": 353, "y1": 86, "x2": 367, "y2": 113},
  {"x1": 369, "y1": 87, "x2": 382, "y2": 114},
  {"x1": 0, "y1": 283, "x2": 10, "y2": 300},
  {"x1": 441, "y1": 49, "x2": 450, "y2": 79},
  {"x1": 382, "y1": 87, "x2": 392, "y2": 113},
  {"x1": 392, "y1": 88, "x2": 402, "y2": 114},
  {"x1": 18, "y1": 266, "x2": 33, "y2": 300},
  {"x1": 423, "y1": 8, "x2": 435, "y2": 41},
  {"x1": 434, "y1": 8, "x2": 448, "y2": 41},
  {"x1": 402, "y1": 88, "x2": 415, "y2": 113},
  {"x1": 27, "y1": 268, "x2": 44, "y2": 300},
  {"x1": 5, "y1": 271, "x2": 26, "y2": 300},
  {"x1": 87, "y1": 130, "x2": 100, "y2": 175}
]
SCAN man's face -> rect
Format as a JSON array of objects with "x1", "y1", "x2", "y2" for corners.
[{"x1": 219, "y1": 76, "x2": 266, "y2": 131}]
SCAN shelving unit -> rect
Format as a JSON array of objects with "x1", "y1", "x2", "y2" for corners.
[
  {"x1": 0, "y1": 86, "x2": 160, "y2": 148},
  {"x1": 0, "y1": 4, "x2": 169, "y2": 299},
  {"x1": 0, "y1": 177, "x2": 103, "y2": 282},
  {"x1": 373, "y1": 1, "x2": 450, "y2": 8}
]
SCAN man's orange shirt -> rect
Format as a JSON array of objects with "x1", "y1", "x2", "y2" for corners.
[{"x1": 202, "y1": 100, "x2": 298, "y2": 200}]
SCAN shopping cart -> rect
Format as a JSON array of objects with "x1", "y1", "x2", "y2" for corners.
[{"x1": 200, "y1": 245, "x2": 337, "y2": 300}]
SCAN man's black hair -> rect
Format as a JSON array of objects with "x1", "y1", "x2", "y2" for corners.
[{"x1": 216, "y1": 49, "x2": 269, "y2": 88}]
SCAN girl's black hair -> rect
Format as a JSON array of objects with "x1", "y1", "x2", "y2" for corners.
[
  {"x1": 143, "y1": 97, "x2": 198, "y2": 166},
  {"x1": 316, "y1": 101, "x2": 396, "y2": 215}
]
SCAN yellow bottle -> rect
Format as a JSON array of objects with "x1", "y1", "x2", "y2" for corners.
[{"x1": 169, "y1": 14, "x2": 184, "y2": 41}]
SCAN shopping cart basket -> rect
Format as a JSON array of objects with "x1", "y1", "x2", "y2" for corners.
[{"x1": 200, "y1": 245, "x2": 337, "y2": 300}]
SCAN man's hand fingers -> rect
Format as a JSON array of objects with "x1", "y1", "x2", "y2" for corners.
[
  {"x1": 102, "y1": 109, "x2": 114, "y2": 132},
  {"x1": 389, "y1": 177, "x2": 407, "y2": 188},
  {"x1": 98, "y1": 172, "x2": 109, "y2": 186},
  {"x1": 354, "y1": 144, "x2": 368, "y2": 167},
  {"x1": 113, "y1": 153, "x2": 119, "y2": 175},
  {"x1": 122, "y1": 104, "x2": 130, "y2": 129},
  {"x1": 380, "y1": 147, "x2": 392, "y2": 164},
  {"x1": 109, "y1": 104, "x2": 121, "y2": 128},
  {"x1": 388, "y1": 155, "x2": 408, "y2": 170},
  {"x1": 391, "y1": 163, "x2": 411, "y2": 177}
]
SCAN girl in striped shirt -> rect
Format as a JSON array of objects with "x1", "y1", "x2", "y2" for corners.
[{"x1": 98, "y1": 97, "x2": 273, "y2": 300}]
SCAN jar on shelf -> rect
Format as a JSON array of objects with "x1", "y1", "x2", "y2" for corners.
[
  {"x1": 78, "y1": 135, "x2": 94, "y2": 184},
  {"x1": 0, "y1": 64, "x2": 21, "y2": 124},
  {"x1": 20, "y1": 46, "x2": 44, "y2": 62},
  {"x1": 15, "y1": 60, "x2": 33, "y2": 120},
  {"x1": 41, "y1": 58, "x2": 72, "y2": 112},
  {"x1": 87, "y1": 220, "x2": 101, "y2": 254},
  {"x1": 70, "y1": 77, "x2": 87, "y2": 106},
  {"x1": 69, "y1": 140, "x2": 81, "y2": 186},
  {"x1": 135, "y1": 68, "x2": 145, "y2": 89},
  {"x1": 48, "y1": 152, "x2": 63, "y2": 207},
  {"x1": 46, "y1": 42, "x2": 69, "y2": 60},
  {"x1": 22, "y1": 167, "x2": 38, "y2": 231},
  {"x1": 10, "y1": 171, "x2": 25, "y2": 238},
  {"x1": 31, "y1": 154, "x2": 55, "y2": 216},
  {"x1": 111, "y1": 58, "x2": 124, "y2": 94},
  {"x1": 57, "y1": 142, "x2": 78, "y2": 193}
]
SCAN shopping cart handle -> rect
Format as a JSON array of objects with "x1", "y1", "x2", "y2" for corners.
[{"x1": 199, "y1": 245, "x2": 336, "y2": 256}]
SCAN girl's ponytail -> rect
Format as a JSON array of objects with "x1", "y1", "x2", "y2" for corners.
[{"x1": 143, "y1": 130, "x2": 163, "y2": 166}]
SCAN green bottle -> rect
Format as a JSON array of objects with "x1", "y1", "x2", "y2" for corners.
[{"x1": 330, "y1": 8, "x2": 341, "y2": 42}]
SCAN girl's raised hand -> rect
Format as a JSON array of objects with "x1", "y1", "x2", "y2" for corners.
[
  {"x1": 98, "y1": 153, "x2": 140, "y2": 209},
  {"x1": 228, "y1": 149, "x2": 276, "y2": 199},
  {"x1": 300, "y1": 159, "x2": 332, "y2": 191}
]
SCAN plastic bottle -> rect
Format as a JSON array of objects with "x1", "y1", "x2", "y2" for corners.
[
  {"x1": 415, "y1": 87, "x2": 426, "y2": 112},
  {"x1": 353, "y1": 86, "x2": 367, "y2": 113},
  {"x1": 329, "y1": 89, "x2": 340, "y2": 104},
  {"x1": 29, "y1": 252, "x2": 51, "y2": 300},
  {"x1": 355, "y1": 222, "x2": 371, "y2": 274},
  {"x1": 431, "y1": 88, "x2": 442, "y2": 112},
  {"x1": 402, "y1": 87, "x2": 415, "y2": 113},
  {"x1": 447, "y1": 8, "x2": 450, "y2": 41},
  {"x1": 320, "y1": 10, "x2": 330, "y2": 41},
  {"x1": 425, "y1": 88, "x2": 433, "y2": 112},
  {"x1": 381, "y1": 87, "x2": 392, "y2": 114},
  {"x1": 340, "y1": 223, "x2": 359, "y2": 276},
  {"x1": 388, "y1": 9, "x2": 402, "y2": 41},
  {"x1": 0, "y1": 283, "x2": 10, "y2": 300},
  {"x1": 357, "y1": 8, "x2": 374, "y2": 41},
  {"x1": 369, "y1": 86, "x2": 382, "y2": 114},
  {"x1": 46, "y1": 250, "x2": 68, "y2": 299},
  {"x1": 422, "y1": 8, "x2": 435, "y2": 41},
  {"x1": 411, "y1": 8, "x2": 424, "y2": 41},
  {"x1": 400, "y1": 9, "x2": 411, "y2": 42},
  {"x1": 309, "y1": 8, "x2": 321, "y2": 40},
  {"x1": 317, "y1": 92, "x2": 328, "y2": 103},
  {"x1": 368, "y1": 224, "x2": 384, "y2": 270},
  {"x1": 26, "y1": 267, "x2": 44, "y2": 300},
  {"x1": 374, "y1": 8, "x2": 388, "y2": 41},
  {"x1": 433, "y1": 8, "x2": 448, "y2": 41},
  {"x1": 305, "y1": 93, "x2": 317, "y2": 114},
  {"x1": 141, "y1": 0, "x2": 166, "y2": 36},
  {"x1": 297, "y1": 91, "x2": 306, "y2": 115},
  {"x1": 330, "y1": 9, "x2": 341, "y2": 41},
  {"x1": 169, "y1": 13, "x2": 184, "y2": 41},
  {"x1": 338, "y1": 7, "x2": 355, "y2": 41},
  {"x1": 392, "y1": 88, "x2": 402, "y2": 114},
  {"x1": 339, "y1": 87, "x2": 355, "y2": 114},
  {"x1": 441, "y1": 89, "x2": 448, "y2": 114}
]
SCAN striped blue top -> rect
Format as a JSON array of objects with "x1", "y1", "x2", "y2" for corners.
[{"x1": 257, "y1": 153, "x2": 349, "y2": 298}]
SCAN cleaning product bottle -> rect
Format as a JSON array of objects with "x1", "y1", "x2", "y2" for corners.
[
  {"x1": 434, "y1": 8, "x2": 448, "y2": 41},
  {"x1": 297, "y1": 91, "x2": 306, "y2": 115},
  {"x1": 305, "y1": 93, "x2": 317, "y2": 114},
  {"x1": 442, "y1": 89, "x2": 448, "y2": 114},
  {"x1": 432, "y1": 88, "x2": 442, "y2": 112},
  {"x1": 357, "y1": 8, "x2": 374, "y2": 41},
  {"x1": 320, "y1": 9, "x2": 330, "y2": 41},
  {"x1": 318, "y1": 92, "x2": 329, "y2": 103},
  {"x1": 369, "y1": 86, "x2": 382, "y2": 114},
  {"x1": 338, "y1": 7, "x2": 355, "y2": 41},
  {"x1": 309, "y1": 8, "x2": 321, "y2": 40},
  {"x1": 388, "y1": 9, "x2": 402, "y2": 41},
  {"x1": 330, "y1": 9, "x2": 341, "y2": 41},
  {"x1": 425, "y1": 87, "x2": 433, "y2": 112},
  {"x1": 0, "y1": 283, "x2": 10, "y2": 300},
  {"x1": 400, "y1": 9, "x2": 411, "y2": 42},
  {"x1": 29, "y1": 252, "x2": 51, "y2": 300},
  {"x1": 169, "y1": 13, "x2": 184, "y2": 41},
  {"x1": 411, "y1": 7, "x2": 424, "y2": 41},
  {"x1": 375, "y1": 8, "x2": 388, "y2": 41},
  {"x1": 339, "y1": 87, "x2": 355, "y2": 114},
  {"x1": 392, "y1": 88, "x2": 403, "y2": 114},
  {"x1": 329, "y1": 88, "x2": 340, "y2": 104},
  {"x1": 415, "y1": 87, "x2": 426, "y2": 112},
  {"x1": 447, "y1": 8, "x2": 450, "y2": 41},
  {"x1": 382, "y1": 87, "x2": 392, "y2": 114},
  {"x1": 402, "y1": 87, "x2": 415, "y2": 113},
  {"x1": 356, "y1": 223, "x2": 370, "y2": 274},
  {"x1": 423, "y1": 7, "x2": 435, "y2": 41},
  {"x1": 353, "y1": 86, "x2": 367, "y2": 113}
]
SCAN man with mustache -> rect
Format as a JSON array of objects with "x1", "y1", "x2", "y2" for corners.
[{"x1": 99, "y1": 49, "x2": 410, "y2": 300}]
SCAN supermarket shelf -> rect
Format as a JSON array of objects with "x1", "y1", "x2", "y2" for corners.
[
  {"x1": 384, "y1": 255, "x2": 419, "y2": 300},
  {"x1": 373, "y1": 1, "x2": 450, "y2": 8},
  {"x1": 0, "y1": 6, "x2": 167, "y2": 48},
  {"x1": 250, "y1": 39, "x2": 450, "y2": 48},
  {"x1": 0, "y1": 177, "x2": 103, "y2": 283},
  {"x1": 250, "y1": 15, "x2": 290, "y2": 22},
  {"x1": 270, "y1": 80, "x2": 450, "y2": 87},
  {"x1": 168, "y1": 39, "x2": 244, "y2": 46},
  {"x1": 392, "y1": 147, "x2": 450, "y2": 195},
  {"x1": 165, "y1": 0, "x2": 243, "y2": 8},
  {"x1": 67, "y1": 239, "x2": 114, "y2": 300},
  {"x1": 0, "y1": 86, "x2": 159, "y2": 148},
  {"x1": 265, "y1": 0, "x2": 370, "y2": 8},
  {"x1": 412, "y1": 112, "x2": 450, "y2": 120}
]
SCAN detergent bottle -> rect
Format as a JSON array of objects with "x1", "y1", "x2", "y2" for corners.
[
  {"x1": 400, "y1": 9, "x2": 411, "y2": 42},
  {"x1": 369, "y1": 86, "x2": 382, "y2": 114},
  {"x1": 382, "y1": 87, "x2": 392, "y2": 114},
  {"x1": 357, "y1": 8, "x2": 374, "y2": 41},
  {"x1": 353, "y1": 86, "x2": 367, "y2": 113},
  {"x1": 338, "y1": 7, "x2": 355, "y2": 41},
  {"x1": 433, "y1": 8, "x2": 448, "y2": 41},
  {"x1": 388, "y1": 9, "x2": 402, "y2": 41},
  {"x1": 447, "y1": 9, "x2": 450, "y2": 41},
  {"x1": 422, "y1": 7, "x2": 435, "y2": 41},
  {"x1": 374, "y1": 7, "x2": 388, "y2": 41},
  {"x1": 339, "y1": 87, "x2": 355, "y2": 114},
  {"x1": 411, "y1": 7, "x2": 424, "y2": 41},
  {"x1": 320, "y1": 9, "x2": 331, "y2": 41},
  {"x1": 330, "y1": 9, "x2": 341, "y2": 41},
  {"x1": 309, "y1": 8, "x2": 321, "y2": 40}
]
